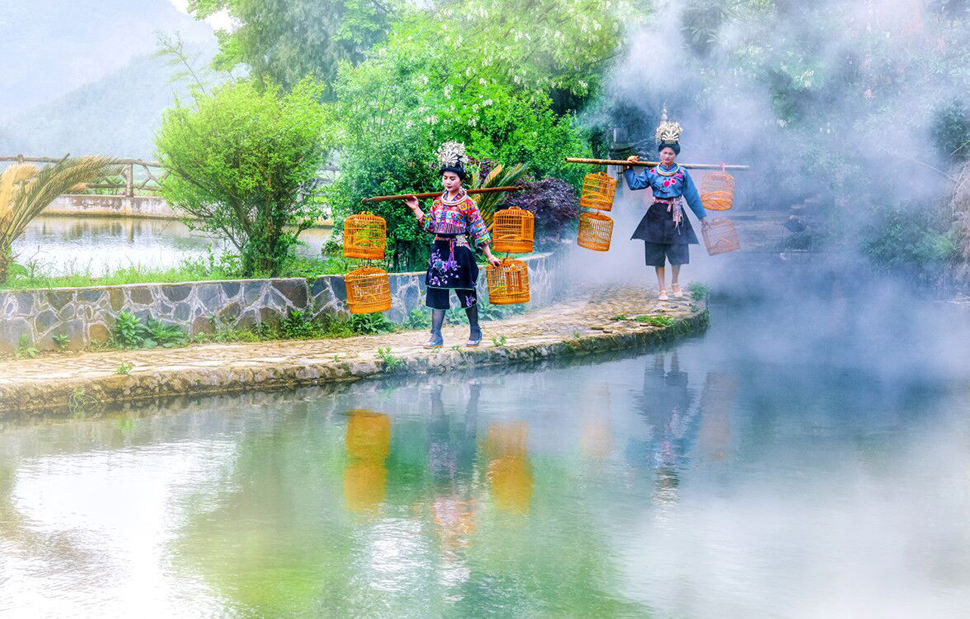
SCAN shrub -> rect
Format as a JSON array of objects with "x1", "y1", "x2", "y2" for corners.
[
  {"x1": 513, "y1": 179, "x2": 581, "y2": 249},
  {"x1": 156, "y1": 78, "x2": 333, "y2": 277}
]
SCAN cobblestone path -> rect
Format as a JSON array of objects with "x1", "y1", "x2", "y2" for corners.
[{"x1": 0, "y1": 286, "x2": 707, "y2": 414}]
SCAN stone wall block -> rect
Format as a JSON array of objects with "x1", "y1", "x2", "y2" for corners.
[
  {"x1": 45, "y1": 290, "x2": 76, "y2": 312},
  {"x1": 108, "y1": 288, "x2": 125, "y2": 311},
  {"x1": 0, "y1": 251, "x2": 564, "y2": 353},
  {"x1": 221, "y1": 282, "x2": 241, "y2": 300},
  {"x1": 271, "y1": 279, "x2": 309, "y2": 309},
  {"x1": 128, "y1": 286, "x2": 154, "y2": 306},
  {"x1": 88, "y1": 323, "x2": 111, "y2": 345},
  {"x1": 197, "y1": 285, "x2": 223, "y2": 313},
  {"x1": 162, "y1": 284, "x2": 193, "y2": 303},
  {"x1": 0, "y1": 318, "x2": 31, "y2": 350}
]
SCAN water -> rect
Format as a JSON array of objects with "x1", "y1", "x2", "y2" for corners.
[
  {"x1": 12, "y1": 217, "x2": 332, "y2": 276},
  {"x1": 1, "y1": 296, "x2": 969, "y2": 618}
]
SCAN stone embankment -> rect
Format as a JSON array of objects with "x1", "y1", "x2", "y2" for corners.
[{"x1": 0, "y1": 286, "x2": 707, "y2": 415}]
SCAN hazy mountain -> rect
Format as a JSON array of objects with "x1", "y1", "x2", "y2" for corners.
[
  {"x1": 0, "y1": 44, "x2": 219, "y2": 159},
  {"x1": 0, "y1": 0, "x2": 213, "y2": 121}
]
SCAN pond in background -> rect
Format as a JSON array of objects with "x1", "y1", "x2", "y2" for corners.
[
  {"x1": 12, "y1": 217, "x2": 331, "y2": 276},
  {"x1": 1, "y1": 295, "x2": 969, "y2": 618}
]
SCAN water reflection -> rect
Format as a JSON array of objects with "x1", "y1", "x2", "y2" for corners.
[
  {"x1": 344, "y1": 410, "x2": 391, "y2": 513},
  {"x1": 13, "y1": 216, "x2": 330, "y2": 275},
  {"x1": 1, "y1": 299, "x2": 969, "y2": 617},
  {"x1": 485, "y1": 421, "x2": 532, "y2": 515}
]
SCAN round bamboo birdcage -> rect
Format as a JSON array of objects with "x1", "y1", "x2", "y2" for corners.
[
  {"x1": 492, "y1": 206, "x2": 535, "y2": 254},
  {"x1": 579, "y1": 172, "x2": 617, "y2": 212},
  {"x1": 577, "y1": 211, "x2": 614, "y2": 251},
  {"x1": 343, "y1": 212, "x2": 387, "y2": 259},
  {"x1": 345, "y1": 267, "x2": 392, "y2": 314},
  {"x1": 700, "y1": 171, "x2": 735, "y2": 211},
  {"x1": 486, "y1": 259, "x2": 530, "y2": 305},
  {"x1": 702, "y1": 217, "x2": 741, "y2": 255}
]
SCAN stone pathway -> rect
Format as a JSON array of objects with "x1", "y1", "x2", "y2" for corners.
[{"x1": 0, "y1": 286, "x2": 707, "y2": 414}]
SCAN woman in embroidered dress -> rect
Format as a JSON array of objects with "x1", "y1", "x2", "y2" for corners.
[
  {"x1": 623, "y1": 118, "x2": 709, "y2": 301},
  {"x1": 405, "y1": 142, "x2": 502, "y2": 349}
]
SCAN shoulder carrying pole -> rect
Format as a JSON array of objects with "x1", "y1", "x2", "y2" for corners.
[
  {"x1": 565, "y1": 157, "x2": 750, "y2": 171},
  {"x1": 362, "y1": 186, "x2": 523, "y2": 204}
]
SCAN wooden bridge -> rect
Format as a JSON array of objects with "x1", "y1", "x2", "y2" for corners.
[{"x1": 0, "y1": 155, "x2": 166, "y2": 197}]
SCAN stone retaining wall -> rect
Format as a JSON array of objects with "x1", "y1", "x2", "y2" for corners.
[{"x1": 0, "y1": 252, "x2": 564, "y2": 352}]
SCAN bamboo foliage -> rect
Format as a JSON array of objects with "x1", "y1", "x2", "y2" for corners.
[
  {"x1": 0, "y1": 156, "x2": 118, "y2": 282},
  {"x1": 471, "y1": 163, "x2": 529, "y2": 227}
]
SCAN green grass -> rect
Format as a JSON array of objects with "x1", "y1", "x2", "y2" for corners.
[{"x1": 0, "y1": 253, "x2": 361, "y2": 292}]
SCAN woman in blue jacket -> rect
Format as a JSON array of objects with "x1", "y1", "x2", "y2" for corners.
[{"x1": 624, "y1": 119, "x2": 709, "y2": 301}]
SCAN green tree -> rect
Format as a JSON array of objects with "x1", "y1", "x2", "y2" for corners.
[
  {"x1": 188, "y1": 0, "x2": 401, "y2": 94},
  {"x1": 325, "y1": 17, "x2": 591, "y2": 271},
  {"x1": 156, "y1": 78, "x2": 333, "y2": 277}
]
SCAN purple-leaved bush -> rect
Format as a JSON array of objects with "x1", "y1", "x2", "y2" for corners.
[{"x1": 510, "y1": 179, "x2": 579, "y2": 249}]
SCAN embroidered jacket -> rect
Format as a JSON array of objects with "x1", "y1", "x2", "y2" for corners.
[
  {"x1": 623, "y1": 164, "x2": 707, "y2": 220},
  {"x1": 420, "y1": 190, "x2": 491, "y2": 247}
]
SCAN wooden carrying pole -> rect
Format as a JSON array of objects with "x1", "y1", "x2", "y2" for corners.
[
  {"x1": 565, "y1": 157, "x2": 750, "y2": 171},
  {"x1": 362, "y1": 186, "x2": 523, "y2": 204}
]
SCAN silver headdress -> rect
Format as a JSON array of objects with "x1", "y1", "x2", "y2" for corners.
[
  {"x1": 655, "y1": 107, "x2": 682, "y2": 147},
  {"x1": 436, "y1": 141, "x2": 467, "y2": 170}
]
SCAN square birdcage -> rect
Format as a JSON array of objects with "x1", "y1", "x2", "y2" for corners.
[
  {"x1": 486, "y1": 259, "x2": 530, "y2": 305},
  {"x1": 577, "y1": 211, "x2": 614, "y2": 251},
  {"x1": 702, "y1": 218, "x2": 741, "y2": 255},
  {"x1": 579, "y1": 172, "x2": 617, "y2": 212},
  {"x1": 343, "y1": 212, "x2": 387, "y2": 260},
  {"x1": 700, "y1": 171, "x2": 735, "y2": 211},
  {"x1": 345, "y1": 267, "x2": 392, "y2": 314},
  {"x1": 492, "y1": 206, "x2": 535, "y2": 254}
]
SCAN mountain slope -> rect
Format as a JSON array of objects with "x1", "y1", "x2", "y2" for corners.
[{"x1": 0, "y1": 0, "x2": 212, "y2": 120}]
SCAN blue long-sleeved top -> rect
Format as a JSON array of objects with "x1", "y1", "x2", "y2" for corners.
[{"x1": 623, "y1": 163, "x2": 707, "y2": 220}]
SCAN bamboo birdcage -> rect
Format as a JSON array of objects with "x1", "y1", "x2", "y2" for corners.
[
  {"x1": 579, "y1": 172, "x2": 617, "y2": 211},
  {"x1": 702, "y1": 218, "x2": 741, "y2": 255},
  {"x1": 492, "y1": 206, "x2": 535, "y2": 254},
  {"x1": 345, "y1": 267, "x2": 392, "y2": 314},
  {"x1": 577, "y1": 211, "x2": 614, "y2": 251},
  {"x1": 343, "y1": 212, "x2": 387, "y2": 259},
  {"x1": 487, "y1": 259, "x2": 530, "y2": 305},
  {"x1": 700, "y1": 170, "x2": 736, "y2": 211}
]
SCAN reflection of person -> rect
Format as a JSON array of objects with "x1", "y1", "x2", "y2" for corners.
[
  {"x1": 623, "y1": 115, "x2": 709, "y2": 301},
  {"x1": 343, "y1": 410, "x2": 392, "y2": 513},
  {"x1": 405, "y1": 142, "x2": 502, "y2": 349},
  {"x1": 428, "y1": 384, "x2": 480, "y2": 549},
  {"x1": 626, "y1": 352, "x2": 701, "y2": 501}
]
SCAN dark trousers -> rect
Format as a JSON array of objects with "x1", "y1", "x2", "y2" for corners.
[
  {"x1": 643, "y1": 242, "x2": 690, "y2": 267},
  {"x1": 426, "y1": 287, "x2": 478, "y2": 310}
]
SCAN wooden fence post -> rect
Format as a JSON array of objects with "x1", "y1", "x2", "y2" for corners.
[{"x1": 125, "y1": 163, "x2": 135, "y2": 197}]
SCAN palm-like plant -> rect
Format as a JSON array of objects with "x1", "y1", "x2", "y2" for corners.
[
  {"x1": 0, "y1": 156, "x2": 118, "y2": 283},
  {"x1": 471, "y1": 162, "x2": 530, "y2": 228}
]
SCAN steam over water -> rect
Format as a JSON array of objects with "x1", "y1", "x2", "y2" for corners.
[{"x1": 1, "y1": 289, "x2": 968, "y2": 618}]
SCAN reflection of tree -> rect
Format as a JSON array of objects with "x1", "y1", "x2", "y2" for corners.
[
  {"x1": 343, "y1": 410, "x2": 390, "y2": 513},
  {"x1": 172, "y1": 403, "x2": 358, "y2": 617}
]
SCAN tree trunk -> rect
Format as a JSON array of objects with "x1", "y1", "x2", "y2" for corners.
[{"x1": 0, "y1": 244, "x2": 12, "y2": 285}]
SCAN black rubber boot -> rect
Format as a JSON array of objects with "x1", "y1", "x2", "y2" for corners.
[
  {"x1": 465, "y1": 305, "x2": 482, "y2": 346},
  {"x1": 424, "y1": 309, "x2": 446, "y2": 348}
]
